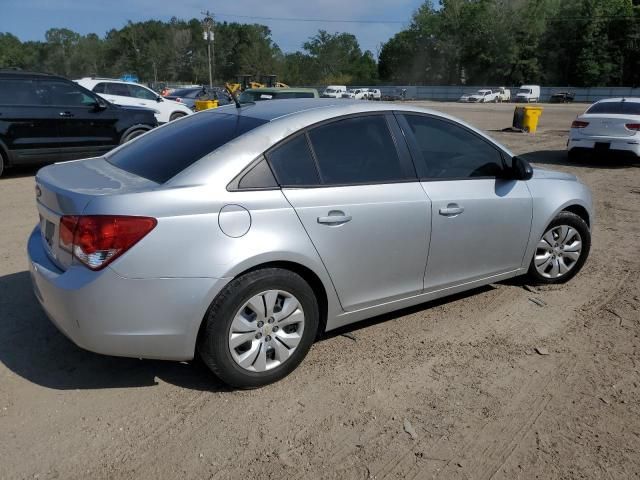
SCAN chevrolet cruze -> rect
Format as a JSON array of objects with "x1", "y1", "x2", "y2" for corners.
[{"x1": 28, "y1": 99, "x2": 593, "y2": 388}]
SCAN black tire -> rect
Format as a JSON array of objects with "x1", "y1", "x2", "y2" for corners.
[
  {"x1": 198, "y1": 268, "x2": 319, "y2": 388},
  {"x1": 120, "y1": 129, "x2": 147, "y2": 144},
  {"x1": 169, "y1": 112, "x2": 186, "y2": 121},
  {"x1": 527, "y1": 211, "x2": 591, "y2": 285},
  {"x1": 0, "y1": 150, "x2": 5, "y2": 178}
]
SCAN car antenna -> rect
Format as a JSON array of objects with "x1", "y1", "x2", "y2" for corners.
[{"x1": 225, "y1": 83, "x2": 243, "y2": 109}]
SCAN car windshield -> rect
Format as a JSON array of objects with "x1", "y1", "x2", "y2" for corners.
[
  {"x1": 325, "y1": 88, "x2": 336, "y2": 93},
  {"x1": 586, "y1": 101, "x2": 640, "y2": 115},
  {"x1": 106, "y1": 113, "x2": 267, "y2": 183},
  {"x1": 518, "y1": 88, "x2": 532, "y2": 94}
]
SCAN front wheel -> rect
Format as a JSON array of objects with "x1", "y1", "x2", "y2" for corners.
[
  {"x1": 527, "y1": 211, "x2": 590, "y2": 284},
  {"x1": 198, "y1": 268, "x2": 319, "y2": 388},
  {"x1": 120, "y1": 129, "x2": 147, "y2": 144}
]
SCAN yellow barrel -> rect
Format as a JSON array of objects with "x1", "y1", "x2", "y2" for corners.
[
  {"x1": 522, "y1": 105, "x2": 543, "y2": 133},
  {"x1": 194, "y1": 99, "x2": 219, "y2": 111}
]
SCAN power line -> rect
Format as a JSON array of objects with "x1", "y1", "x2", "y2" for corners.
[{"x1": 215, "y1": 13, "x2": 407, "y2": 25}]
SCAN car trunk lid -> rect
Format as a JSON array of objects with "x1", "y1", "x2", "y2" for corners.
[
  {"x1": 35, "y1": 158, "x2": 158, "y2": 270},
  {"x1": 579, "y1": 114, "x2": 638, "y2": 137}
]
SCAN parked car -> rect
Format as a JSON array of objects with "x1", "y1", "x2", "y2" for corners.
[
  {"x1": 165, "y1": 87, "x2": 232, "y2": 110},
  {"x1": 514, "y1": 85, "x2": 541, "y2": 103},
  {"x1": 28, "y1": 99, "x2": 593, "y2": 388},
  {"x1": 341, "y1": 88, "x2": 369, "y2": 100},
  {"x1": 467, "y1": 89, "x2": 500, "y2": 103},
  {"x1": 366, "y1": 89, "x2": 382, "y2": 100},
  {"x1": 458, "y1": 92, "x2": 474, "y2": 102},
  {"x1": 239, "y1": 88, "x2": 319, "y2": 103},
  {"x1": 550, "y1": 91, "x2": 575, "y2": 103},
  {"x1": 568, "y1": 97, "x2": 640, "y2": 160},
  {"x1": 75, "y1": 77, "x2": 192, "y2": 123},
  {"x1": 321, "y1": 85, "x2": 347, "y2": 98},
  {"x1": 0, "y1": 70, "x2": 157, "y2": 177}
]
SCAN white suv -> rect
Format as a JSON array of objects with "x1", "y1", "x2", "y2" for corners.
[{"x1": 75, "y1": 78, "x2": 192, "y2": 124}]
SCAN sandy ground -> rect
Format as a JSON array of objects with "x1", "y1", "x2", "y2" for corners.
[{"x1": 1, "y1": 102, "x2": 639, "y2": 480}]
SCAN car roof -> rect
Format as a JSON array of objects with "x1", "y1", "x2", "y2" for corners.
[
  {"x1": 594, "y1": 97, "x2": 640, "y2": 104},
  {"x1": 244, "y1": 87, "x2": 318, "y2": 94},
  {"x1": 0, "y1": 70, "x2": 65, "y2": 80}
]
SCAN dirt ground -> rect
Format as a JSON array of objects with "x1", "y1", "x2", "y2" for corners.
[{"x1": 1, "y1": 102, "x2": 639, "y2": 480}]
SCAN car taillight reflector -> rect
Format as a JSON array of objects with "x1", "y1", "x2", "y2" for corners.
[
  {"x1": 571, "y1": 120, "x2": 589, "y2": 129},
  {"x1": 59, "y1": 215, "x2": 157, "y2": 270},
  {"x1": 625, "y1": 123, "x2": 640, "y2": 131}
]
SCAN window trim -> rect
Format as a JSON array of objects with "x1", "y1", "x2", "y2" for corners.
[
  {"x1": 264, "y1": 111, "x2": 419, "y2": 189},
  {"x1": 395, "y1": 112, "x2": 512, "y2": 182}
]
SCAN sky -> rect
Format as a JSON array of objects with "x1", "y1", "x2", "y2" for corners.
[{"x1": 1, "y1": 0, "x2": 425, "y2": 55}]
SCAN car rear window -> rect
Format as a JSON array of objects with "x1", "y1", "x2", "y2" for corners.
[
  {"x1": 106, "y1": 112, "x2": 267, "y2": 183},
  {"x1": 586, "y1": 101, "x2": 640, "y2": 115}
]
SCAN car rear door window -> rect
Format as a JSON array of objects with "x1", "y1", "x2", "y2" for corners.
[
  {"x1": 0, "y1": 79, "x2": 40, "y2": 105},
  {"x1": 400, "y1": 114, "x2": 504, "y2": 179},
  {"x1": 107, "y1": 113, "x2": 267, "y2": 183},
  {"x1": 267, "y1": 134, "x2": 320, "y2": 186},
  {"x1": 307, "y1": 115, "x2": 411, "y2": 185},
  {"x1": 105, "y1": 82, "x2": 131, "y2": 97}
]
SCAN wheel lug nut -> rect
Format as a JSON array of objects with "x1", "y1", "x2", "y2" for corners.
[
  {"x1": 273, "y1": 326, "x2": 279, "y2": 332},
  {"x1": 255, "y1": 332, "x2": 262, "y2": 339},
  {"x1": 268, "y1": 317, "x2": 275, "y2": 324},
  {"x1": 257, "y1": 321, "x2": 264, "y2": 328},
  {"x1": 265, "y1": 335, "x2": 272, "y2": 341}
]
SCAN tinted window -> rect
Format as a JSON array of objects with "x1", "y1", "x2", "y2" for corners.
[
  {"x1": 40, "y1": 80, "x2": 96, "y2": 106},
  {"x1": 93, "y1": 82, "x2": 107, "y2": 94},
  {"x1": 237, "y1": 158, "x2": 278, "y2": 189},
  {"x1": 107, "y1": 113, "x2": 267, "y2": 183},
  {"x1": 402, "y1": 115, "x2": 504, "y2": 179},
  {"x1": 171, "y1": 88, "x2": 202, "y2": 99},
  {"x1": 105, "y1": 82, "x2": 131, "y2": 97},
  {"x1": 129, "y1": 84, "x2": 158, "y2": 101},
  {"x1": 268, "y1": 134, "x2": 320, "y2": 186},
  {"x1": 0, "y1": 79, "x2": 41, "y2": 105},
  {"x1": 586, "y1": 101, "x2": 640, "y2": 115},
  {"x1": 308, "y1": 115, "x2": 409, "y2": 185}
]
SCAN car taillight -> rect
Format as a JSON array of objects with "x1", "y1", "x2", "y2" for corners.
[
  {"x1": 176, "y1": 97, "x2": 182, "y2": 103},
  {"x1": 625, "y1": 123, "x2": 640, "y2": 131},
  {"x1": 571, "y1": 120, "x2": 589, "y2": 128},
  {"x1": 59, "y1": 215, "x2": 157, "y2": 270}
]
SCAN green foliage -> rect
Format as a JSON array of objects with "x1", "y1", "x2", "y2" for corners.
[{"x1": 379, "y1": 0, "x2": 640, "y2": 86}]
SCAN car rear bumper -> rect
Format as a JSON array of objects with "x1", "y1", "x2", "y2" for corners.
[
  {"x1": 568, "y1": 136, "x2": 640, "y2": 157},
  {"x1": 28, "y1": 226, "x2": 227, "y2": 361}
]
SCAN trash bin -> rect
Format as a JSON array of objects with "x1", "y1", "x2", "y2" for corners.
[
  {"x1": 194, "y1": 99, "x2": 219, "y2": 111},
  {"x1": 522, "y1": 105, "x2": 543, "y2": 133},
  {"x1": 512, "y1": 106, "x2": 525, "y2": 130}
]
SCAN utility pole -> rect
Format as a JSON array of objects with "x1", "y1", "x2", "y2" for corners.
[{"x1": 201, "y1": 10, "x2": 215, "y2": 88}]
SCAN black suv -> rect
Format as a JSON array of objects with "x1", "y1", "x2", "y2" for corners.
[{"x1": 0, "y1": 71, "x2": 158, "y2": 177}]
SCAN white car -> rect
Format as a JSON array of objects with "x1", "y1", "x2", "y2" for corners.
[
  {"x1": 367, "y1": 89, "x2": 381, "y2": 100},
  {"x1": 467, "y1": 89, "x2": 499, "y2": 103},
  {"x1": 342, "y1": 88, "x2": 369, "y2": 100},
  {"x1": 75, "y1": 77, "x2": 192, "y2": 124},
  {"x1": 568, "y1": 97, "x2": 640, "y2": 160},
  {"x1": 321, "y1": 85, "x2": 347, "y2": 98}
]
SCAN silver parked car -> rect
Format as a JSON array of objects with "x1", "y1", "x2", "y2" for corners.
[{"x1": 28, "y1": 100, "x2": 593, "y2": 388}]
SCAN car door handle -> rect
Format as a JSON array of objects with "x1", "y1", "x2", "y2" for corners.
[
  {"x1": 317, "y1": 211, "x2": 352, "y2": 225},
  {"x1": 58, "y1": 111, "x2": 74, "y2": 117},
  {"x1": 439, "y1": 204, "x2": 464, "y2": 216}
]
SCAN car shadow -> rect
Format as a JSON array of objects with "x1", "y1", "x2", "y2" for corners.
[
  {"x1": 0, "y1": 271, "x2": 232, "y2": 392},
  {"x1": 1, "y1": 165, "x2": 41, "y2": 179},
  {"x1": 521, "y1": 149, "x2": 640, "y2": 168},
  {"x1": 1, "y1": 269, "x2": 498, "y2": 392}
]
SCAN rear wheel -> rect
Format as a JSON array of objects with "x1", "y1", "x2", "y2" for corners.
[
  {"x1": 527, "y1": 211, "x2": 590, "y2": 284},
  {"x1": 198, "y1": 268, "x2": 319, "y2": 388},
  {"x1": 170, "y1": 112, "x2": 186, "y2": 121}
]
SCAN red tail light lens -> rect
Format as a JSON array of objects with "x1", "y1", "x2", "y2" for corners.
[
  {"x1": 59, "y1": 215, "x2": 157, "y2": 270},
  {"x1": 625, "y1": 123, "x2": 640, "y2": 131},
  {"x1": 571, "y1": 120, "x2": 589, "y2": 129}
]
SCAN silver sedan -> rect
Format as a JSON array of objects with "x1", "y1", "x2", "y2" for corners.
[{"x1": 28, "y1": 99, "x2": 593, "y2": 387}]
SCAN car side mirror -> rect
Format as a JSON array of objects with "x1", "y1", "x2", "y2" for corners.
[
  {"x1": 93, "y1": 98, "x2": 108, "y2": 111},
  {"x1": 156, "y1": 96, "x2": 163, "y2": 103},
  {"x1": 511, "y1": 156, "x2": 533, "y2": 180}
]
